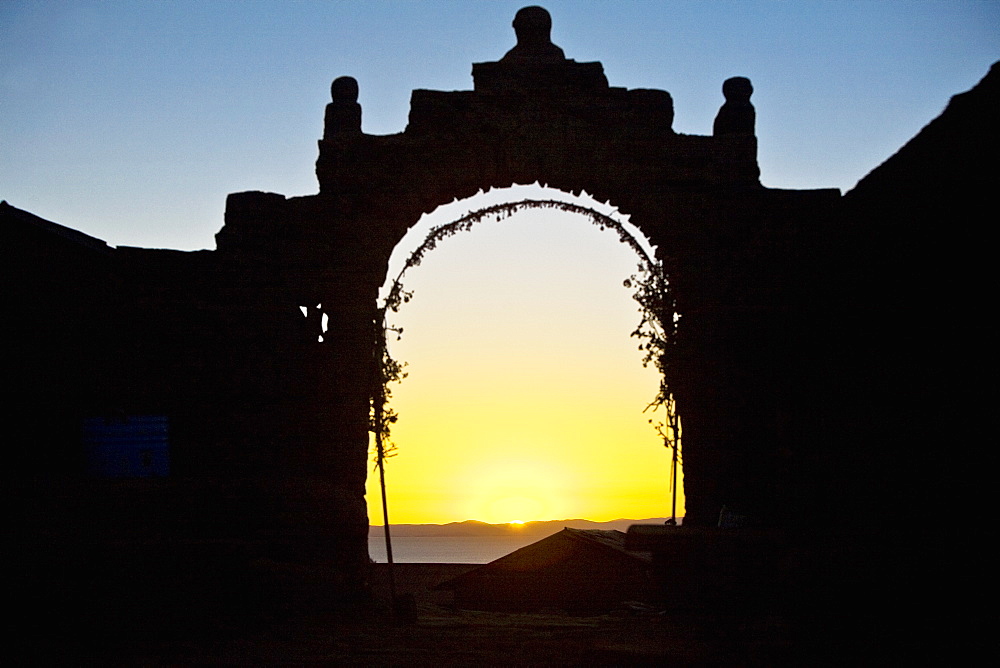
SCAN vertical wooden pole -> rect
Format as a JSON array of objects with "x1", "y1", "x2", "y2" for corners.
[
  {"x1": 373, "y1": 308, "x2": 396, "y2": 614},
  {"x1": 377, "y1": 431, "x2": 397, "y2": 608}
]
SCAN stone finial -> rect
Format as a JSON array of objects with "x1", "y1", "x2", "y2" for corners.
[
  {"x1": 501, "y1": 6, "x2": 566, "y2": 63},
  {"x1": 323, "y1": 76, "x2": 362, "y2": 138},
  {"x1": 713, "y1": 76, "x2": 755, "y2": 136}
]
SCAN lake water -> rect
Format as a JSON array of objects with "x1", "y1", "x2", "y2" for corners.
[{"x1": 368, "y1": 535, "x2": 545, "y2": 564}]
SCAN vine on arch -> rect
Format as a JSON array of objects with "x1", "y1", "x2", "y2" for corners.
[{"x1": 370, "y1": 199, "x2": 681, "y2": 468}]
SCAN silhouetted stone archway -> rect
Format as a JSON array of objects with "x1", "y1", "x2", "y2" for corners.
[{"x1": 213, "y1": 7, "x2": 839, "y2": 552}]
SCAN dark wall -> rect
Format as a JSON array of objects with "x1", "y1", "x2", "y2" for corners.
[
  {"x1": 833, "y1": 61, "x2": 999, "y2": 526},
  {"x1": 1, "y1": 204, "x2": 117, "y2": 474}
]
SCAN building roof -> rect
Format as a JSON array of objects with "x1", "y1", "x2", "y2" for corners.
[
  {"x1": 0, "y1": 200, "x2": 111, "y2": 254},
  {"x1": 435, "y1": 527, "x2": 651, "y2": 591}
]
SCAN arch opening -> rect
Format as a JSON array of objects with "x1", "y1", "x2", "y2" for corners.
[{"x1": 366, "y1": 185, "x2": 684, "y2": 529}]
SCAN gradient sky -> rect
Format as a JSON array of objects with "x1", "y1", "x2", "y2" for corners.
[
  {"x1": 375, "y1": 187, "x2": 682, "y2": 524},
  {"x1": 3, "y1": 1, "x2": 996, "y2": 524}
]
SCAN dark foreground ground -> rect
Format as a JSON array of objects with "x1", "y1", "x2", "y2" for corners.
[
  {"x1": 21, "y1": 564, "x2": 793, "y2": 665},
  {"x1": 12, "y1": 558, "x2": 943, "y2": 666},
  {"x1": 9, "y1": 482, "x2": 943, "y2": 666}
]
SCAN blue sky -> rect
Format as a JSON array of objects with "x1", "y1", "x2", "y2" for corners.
[{"x1": 2, "y1": 0, "x2": 997, "y2": 250}]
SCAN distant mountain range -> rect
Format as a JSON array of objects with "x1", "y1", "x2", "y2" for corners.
[{"x1": 369, "y1": 517, "x2": 678, "y2": 537}]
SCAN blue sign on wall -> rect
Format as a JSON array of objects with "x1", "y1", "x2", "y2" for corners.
[{"x1": 82, "y1": 415, "x2": 170, "y2": 478}]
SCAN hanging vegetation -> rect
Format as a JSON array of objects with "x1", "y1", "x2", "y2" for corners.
[{"x1": 369, "y1": 198, "x2": 679, "y2": 466}]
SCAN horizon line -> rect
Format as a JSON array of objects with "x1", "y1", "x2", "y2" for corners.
[{"x1": 369, "y1": 516, "x2": 682, "y2": 527}]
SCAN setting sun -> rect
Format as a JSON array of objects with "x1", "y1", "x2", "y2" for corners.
[{"x1": 366, "y1": 189, "x2": 685, "y2": 526}]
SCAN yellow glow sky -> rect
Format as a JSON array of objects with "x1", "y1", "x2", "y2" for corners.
[{"x1": 366, "y1": 187, "x2": 684, "y2": 525}]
